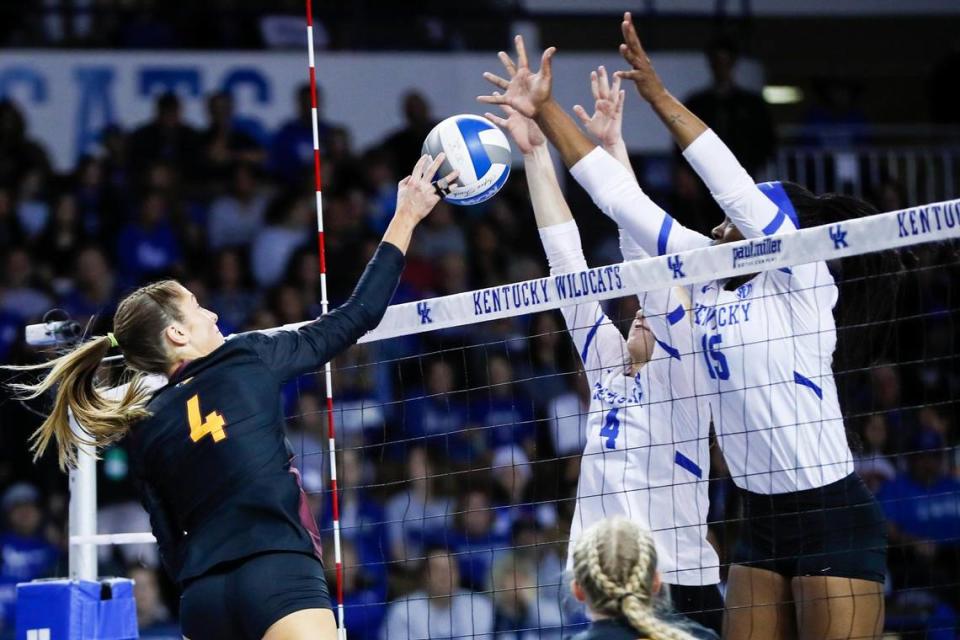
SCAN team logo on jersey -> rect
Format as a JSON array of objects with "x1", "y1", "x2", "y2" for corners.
[
  {"x1": 829, "y1": 224, "x2": 849, "y2": 249},
  {"x1": 731, "y1": 237, "x2": 782, "y2": 269},
  {"x1": 736, "y1": 283, "x2": 753, "y2": 299},
  {"x1": 667, "y1": 255, "x2": 685, "y2": 279},
  {"x1": 417, "y1": 301, "x2": 433, "y2": 325}
]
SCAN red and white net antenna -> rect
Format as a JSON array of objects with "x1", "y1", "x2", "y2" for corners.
[{"x1": 305, "y1": 2, "x2": 346, "y2": 638}]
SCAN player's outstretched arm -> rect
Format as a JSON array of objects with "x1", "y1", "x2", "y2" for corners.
[
  {"x1": 247, "y1": 155, "x2": 457, "y2": 380},
  {"x1": 616, "y1": 11, "x2": 707, "y2": 150},
  {"x1": 617, "y1": 12, "x2": 785, "y2": 238},
  {"x1": 489, "y1": 104, "x2": 629, "y2": 383},
  {"x1": 485, "y1": 100, "x2": 572, "y2": 230},
  {"x1": 478, "y1": 35, "x2": 594, "y2": 169}
]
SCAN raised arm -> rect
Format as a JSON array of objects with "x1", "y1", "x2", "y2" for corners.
[
  {"x1": 245, "y1": 155, "x2": 458, "y2": 380},
  {"x1": 617, "y1": 12, "x2": 788, "y2": 238},
  {"x1": 480, "y1": 37, "x2": 709, "y2": 257},
  {"x1": 478, "y1": 36, "x2": 594, "y2": 170},
  {"x1": 486, "y1": 101, "x2": 629, "y2": 386}
]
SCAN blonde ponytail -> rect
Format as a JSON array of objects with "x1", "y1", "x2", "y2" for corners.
[
  {"x1": 572, "y1": 518, "x2": 697, "y2": 640},
  {"x1": 6, "y1": 336, "x2": 153, "y2": 470},
  {"x1": 5, "y1": 279, "x2": 188, "y2": 471}
]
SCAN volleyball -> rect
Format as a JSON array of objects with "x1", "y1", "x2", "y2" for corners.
[{"x1": 422, "y1": 114, "x2": 511, "y2": 206}]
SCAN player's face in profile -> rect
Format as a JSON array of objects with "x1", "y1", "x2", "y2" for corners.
[
  {"x1": 626, "y1": 310, "x2": 656, "y2": 366},
  {"x1": 176, "y1": 285, "x2": 225, "y2": 355},
  {"x1": 711, "y1": 217, "x2": 744, "y2": 245}
]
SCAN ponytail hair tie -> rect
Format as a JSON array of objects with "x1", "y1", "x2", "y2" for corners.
[{"x1": 106, "y1": 332, "x2": 119, "y2": 348}]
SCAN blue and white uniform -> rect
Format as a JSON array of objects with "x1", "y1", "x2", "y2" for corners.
[
  {"x1": 539, "y1": 221, "x2": 718, "y2": 586},
  {"x1": 571, "y1": 131, "x2": 853, "y2": 495}
]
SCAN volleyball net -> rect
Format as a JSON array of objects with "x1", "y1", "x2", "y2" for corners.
[{"x1": 70, "y1": 198, "x2": 960, "y2": 637}]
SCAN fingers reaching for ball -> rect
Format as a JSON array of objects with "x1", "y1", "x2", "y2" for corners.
[{"x1": 396, "y1": 153, "x2": 459, "y2": 223}]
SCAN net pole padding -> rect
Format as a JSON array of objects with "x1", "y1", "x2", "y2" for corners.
[
  {"x1": 68, "y1": 421, "x2": 97, "y2": 581},
  {"x1": 258, "y1": 198, "x2": 960, "y2": 345},
  {"x1": 304, "y1": 3, "x2": 346, "y2": 639}
]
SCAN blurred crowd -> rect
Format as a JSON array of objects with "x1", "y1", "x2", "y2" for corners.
[{"x1": 0, "y1": 57, "x2": 957, "y2": 639}]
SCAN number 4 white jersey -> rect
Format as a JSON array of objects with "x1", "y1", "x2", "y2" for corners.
[
  {"x1": 564, "y1": 294, "x2": 718, "y2": 586},
  {"x1": 541, "y1": 222, "x2": 718, "y2": 586}
]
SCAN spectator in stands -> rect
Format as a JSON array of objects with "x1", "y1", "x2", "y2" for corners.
[
  {"x1": 363, "y1": 150, "x2": 400, "y2": 235},
  {"x1": 282, "y1": 248, "x2": 323, "y2": 318},
  {"x1": 0, "y1": 100, "x2": 51, "y2": 188},
  {"x1": 491, "y1": 552, "x2": 540, "y2": 638},
  {"x1": 879, "y1": 429, "x2": 960, "y2": 610},
  {"x1": 331, "y1": 539, "x2": 387, "y2": 640},
  {"x1": 866, "y1": 364, "x2": 907, "y2": 442},
  {"x1": 379, "y1": 91, "x2": 437, "y2": 178},
  {"x1": 449, "y1": 487, "x2": 510, "y2": 591},
  {"x1": 0, "y1": 188, "x2": 24, "y2": 250},
  {"x1": 129, "y1": 566, "x2": 179, "y2": 638},
  {"x1": 200, "y1": 90, "x2": 265, "y2": 183},
  {"x1": 207, "y1": 249, "x2": 259, "y2": 334},
  {"x1": 402, "y1": 359, "x2": 472, "y2": 460},
  {"x1": 546, "y1": 368, "x2": 589, "y2": 460},
  {"x1": 472, "y1": 355, "x2": 535, "y2": 454},
  {"x1": 287, "y1": 392, "x2": 326, "y2": 470},
  {"x1": 381, "y1": 546, "x2": 494, "y2": 640},
  {"x1": 207, "y1": 162, "x2": 271, "y2": 250},
  {"x1": 38, "y1": 194, "x2": 88, "y2": 279},
  {"x1": 801, "y1": 79, "x2": 869, "y2": 148},
  {"x1": 0, "y1": 483, "x2": 59, "y2": 632},
  {"x1": 15, "y1": 169, "x2": 51, "y2": 240},
  {"x1": 115, "y1": 190, "x2": 182, "y2": 286},
  {"x1": 270, "y1": 83, "x2": 334, "y2": 183},
  {"x1": 469, "y1": 220, "x2": 509, "y2": 288},
  {"x1": 385, "y1": 446, "x2": 454, "y2": 566},
  {"x1": 319, "y1": 448, "x2": 389, "y2": 584},
  {"x1": 268, "y1": 283, "x2": 308, "y2": 327},
  {"x1": 250, "y1": 193, "x2": 311, "y2": 287},
  {"x1": 522, "y1": 312, "x2": 569, "y2": 407},
  {"x1": 490, "y1": 446, "x2": 557, "y2": 538},
  {"x1": 685, "y1": 36, "x2": 775, "y2": 175},
  {"x1": 72, "y1": 155, "x2": 123, "y2": 244},
  {"x1": 412, "y1": 201, "x2": 466, "y2": 261},
  {"x1": 0, "y1": 249, "x2": 53, "y2": 322},
  {"x1": 331, "y1": 344, "x2": 390, "y2": 444},
  {"x1": 853, "y1": 414, "x2": 897, "y2": 493},
  {"x1": 128, "y1": 93, "x2": 201, "y2": 179},
  {"x1": 511, "y1": 520, "x2": 566, "y2": 608}
]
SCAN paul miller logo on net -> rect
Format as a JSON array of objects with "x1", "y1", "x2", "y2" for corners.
[{"x1": 731, "y1": 237, "x2": 783, "y2": 268}]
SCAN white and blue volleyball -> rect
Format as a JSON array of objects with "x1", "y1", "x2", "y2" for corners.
[{"x1": 422, "y1": 114, "x2": 511, "y2": 206}]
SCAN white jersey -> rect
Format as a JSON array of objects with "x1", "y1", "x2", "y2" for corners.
[
  {"x1": 571, "y1": 132, "x2": 854, "y2": 496},
  {"x1": 539, "y1": 222, "x2": 718, "y2": 586}
]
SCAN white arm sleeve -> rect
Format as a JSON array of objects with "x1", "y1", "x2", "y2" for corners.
[
  {"x1": 570, "y1": 147, "x2": 711, "y2": 256},
  {"x1": 682, "y1": 129, "x2": 798, "y2": 238},
  {"x1": 540, "y1": 221, "x2": 628, "y2": 389}
]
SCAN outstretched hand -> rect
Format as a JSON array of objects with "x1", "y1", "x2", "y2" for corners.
[
  {"x1": 484, "y1": 96, "x2": 546, "y2": 155},
  {"x1": 615, "y1": 11, "x2": 668, "y2": 104},
  {"x1": 572, "y1": 66, "x2": 625, "y2": 148},
  {"x1": 478, "y1": 35, "x2": 557, "y2": 118},
  {"x1": 396, "y1": 153, "x2": 458, "y2": 223}
]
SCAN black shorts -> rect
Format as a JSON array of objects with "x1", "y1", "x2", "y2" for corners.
[
  {"x1": 733, "y1": 472, "x2": 887, "y2": 583},
  {"x1": 668, "y1": 583, "x2": 723, "y2": 638},
  {"x1": 180, "y1": 551, "x2": 332, "y2": 639}
]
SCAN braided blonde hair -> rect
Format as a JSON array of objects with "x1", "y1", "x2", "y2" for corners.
[{"x1": 572, "y1": 518, "x2": 696, "y2": 640}]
